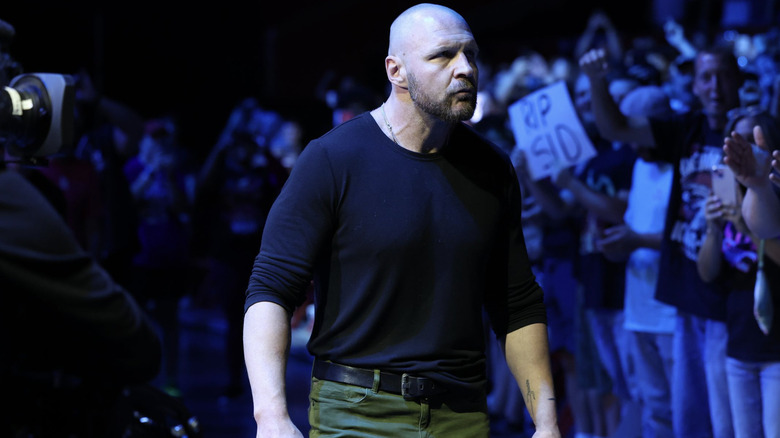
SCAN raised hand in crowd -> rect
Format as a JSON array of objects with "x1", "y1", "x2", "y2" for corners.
[
  {"x1": 664, "y1": 19, "x2": 697, "y2": 59},
  {"x1": 772, "y1": 149, "x2": 780, "y2": 187},
  {"x1": 578, "y1": 48, "x2": 610, "y2": 79},
  {"x1": 723, "y1": 124, "x2": 772, "y2": 188},
  {"x1": 724, "y1": 123, "x2": 780, "y2": 238}
]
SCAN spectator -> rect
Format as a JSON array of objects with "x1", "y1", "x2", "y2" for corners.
[
  {"x1": 123, "y1": 117, "x2": 195, "y2": 397},
  {"x1": 597, "y1": 85, "x2": 677, "y2": 438},
  {"x1": 71, "y1": 68, "x2": 144, "y2": 290},
  {"x1": 194, "y1": 112, "x2": 288, "y2": 397},
  {"x1": 580, "y1": 43, "x2": 742, "y2": 438},
  {"x1": 697, "y1": 106, "x2": 780, "y2": 438},
  {"x1": 31, "y1": 135, "x2": 103, "y2": 259},
  {"x1": 519, "y1": 68, "x2": 637, "y2": 438}
]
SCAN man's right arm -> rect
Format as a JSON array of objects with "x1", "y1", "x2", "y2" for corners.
[
  {"x1": 742, "y1": 181, "x2": 780, "y2": 238},
  {"x1": 243, "y1": 301, "x2": 304, "y2": 438},
  {"x1": 578, "y1": 48, "x2": 656, "y2": 147},
  {"x1": 724, "y1": 125, "x2": 780, "y2": 238}
]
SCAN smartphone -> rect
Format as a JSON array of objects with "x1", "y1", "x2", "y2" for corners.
[{"x1": 711, "y1": 165, "x2": 738, "y2": 207}]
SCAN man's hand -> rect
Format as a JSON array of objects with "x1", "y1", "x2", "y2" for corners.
[
  {"x1": 586, "y1": 10, "x2": 613, "y2": 30},
  {"x1": 664, "y1": 20, "x2": 685, "y2": 47},
  {"x1": 771, "y1": 149, "x2": 780, "y2": 188},
  {"x1": 723, "y1": 125, "x2": 771, "y2": 189},
  {"x1": 256, "y1": 415, "x2": 303, "y2": 438},
  {"x1": 532, "y1": 429, "x2": 562, "y2": 438},
  {"x1": 596, "y1": 224, "x2": 638, "y2": 262},
  {"x1": 703, "y1": 194, "x2": 731, "y2": 230},
  {"x1": 578, "y1": 48, "x2": 610, "y2": 80}
]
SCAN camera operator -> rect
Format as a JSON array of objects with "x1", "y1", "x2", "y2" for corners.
[{"x1": 0, "y1": 18, "x2": 163, "y2": 437}]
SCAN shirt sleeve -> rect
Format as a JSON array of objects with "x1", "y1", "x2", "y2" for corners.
[
  {"x1": 244, "y1": 140, "x2": 337, "y2": 314},
  {"x1": 484, "y1": 160, "x2": 547, "y2": 338}
]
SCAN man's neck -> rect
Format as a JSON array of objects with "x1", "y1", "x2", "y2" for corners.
[
  {"x1": 707, "y1": 117, "x2": 726, "y2": 132},
  {"x1": 372, "y1": 98, "x2": 454, "y2": 154},
  {"x1": 705, "y1": 110, "x2": 730, "y2": 132}
]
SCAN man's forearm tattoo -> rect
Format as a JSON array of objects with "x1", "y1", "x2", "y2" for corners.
[{"x1": 525, "y1": 379, "x2": 536, "y2": 417}]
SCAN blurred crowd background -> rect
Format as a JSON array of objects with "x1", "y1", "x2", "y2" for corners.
[{"x1": 5, "y1": 0, "x2": 772, "y2": 162}]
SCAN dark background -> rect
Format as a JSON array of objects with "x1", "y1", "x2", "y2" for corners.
[{"x1": 1, "y1": 0, "x2": 744, "y2": 160}]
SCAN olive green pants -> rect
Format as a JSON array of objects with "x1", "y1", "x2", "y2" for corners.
[{"x1": 309, "y1": 375, "x2": 490, "y2": 437}]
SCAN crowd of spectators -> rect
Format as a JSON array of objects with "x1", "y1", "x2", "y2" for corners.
[{"x1": 464, "y1": 7, "x2": 780, "y2": 438}]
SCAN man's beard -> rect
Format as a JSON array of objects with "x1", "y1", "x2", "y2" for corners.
[{"x1": 408, "y1": 73, "x2": 477, "y2": 123}]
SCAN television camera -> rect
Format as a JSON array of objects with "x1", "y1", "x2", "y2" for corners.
[{"x1": 0, "y1": 72, "x2": 75, "y2": 164}]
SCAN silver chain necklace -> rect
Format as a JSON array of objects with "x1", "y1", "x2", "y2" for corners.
[{"x1": 381, "y1": 103, "x2": 400, "y2": 144}]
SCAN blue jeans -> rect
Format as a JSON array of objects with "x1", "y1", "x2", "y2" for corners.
[
  {"x1": 672, "y1": 313, "x2": 734, "y2": 438},
  {"x1": 587, "y1": 308, "x2": 632, "y2": 401},
  {"x1": 705, "y1": 319, "x2": 733, "y2": 438},
  {"x1": 628, "y1": 330, "x2": 673, "y2": 438},
  {"x1": 726, "y1": 357, "x2": 780, "y2": 438}
]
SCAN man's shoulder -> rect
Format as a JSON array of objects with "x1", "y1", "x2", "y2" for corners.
[
  {"x1": 292, "y1": 113, "x2": 379, "y2": 172},
  {"x1": 316, "y1": 112, "x2": 374, "y2": 144},
  {"x1": 296, "y1": 113, "x2": 373, "y2": 157}
]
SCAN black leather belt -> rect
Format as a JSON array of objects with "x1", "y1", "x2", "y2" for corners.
[{"x1": 312, "y1": 359, "x2": 446, "y2": 400}]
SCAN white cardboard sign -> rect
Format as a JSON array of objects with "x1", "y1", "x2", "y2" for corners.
[{"x1": 508, "y1": 81, "x2": 596, "y2": 180}]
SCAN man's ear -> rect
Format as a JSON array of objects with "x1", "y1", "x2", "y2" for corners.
[{"x1": 386, "y1": 55, "x2": 407, "y2": 89}]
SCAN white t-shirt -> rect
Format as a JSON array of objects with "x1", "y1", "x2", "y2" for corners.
[{"x1": 623, "y1": 158, "x2": 678, "y2": 333}]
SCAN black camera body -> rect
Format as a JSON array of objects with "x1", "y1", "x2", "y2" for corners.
[{"x1": 0, "y1": 72, "x2": 75, "y2": 162}]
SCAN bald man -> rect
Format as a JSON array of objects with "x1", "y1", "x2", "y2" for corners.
[{"x1": 243, "y1": 4, "x2": 561, "y2": 437}]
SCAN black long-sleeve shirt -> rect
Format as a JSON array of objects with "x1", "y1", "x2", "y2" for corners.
[{"x1": 245, "y1": 113, "x2": 546, "y2": 396}]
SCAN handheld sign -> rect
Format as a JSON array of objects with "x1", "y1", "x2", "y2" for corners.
[{"x1": 508, "y1": 81, "x2": 596, "y2": 180}]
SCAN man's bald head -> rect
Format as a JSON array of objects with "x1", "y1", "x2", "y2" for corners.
[
  {"x1": 388, "y1": 3, "x2": 472, "y2": 57},
  {"x1": 383, "y1": 3, "x2": 478, "y2": 123}
]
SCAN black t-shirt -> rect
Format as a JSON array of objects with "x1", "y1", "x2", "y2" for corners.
[
  {"x1": 718, "y1": 223, "x2": 780, "y2": 361},
  {"x1": 648, "y1": 112, "x2": 728, "y2": 320}
]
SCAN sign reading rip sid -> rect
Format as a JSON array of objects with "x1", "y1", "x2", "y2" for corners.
[{"x1": 508, "y1": 81, "x2": 596, "y2": 181}]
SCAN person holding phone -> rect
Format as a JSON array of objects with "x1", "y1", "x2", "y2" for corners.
[
  {"x1": 699, "y1": 107, "x2": 780, "y2": 438},
  {"x1": 711, "y1": 164, "x2": 739, "y2": 213}
]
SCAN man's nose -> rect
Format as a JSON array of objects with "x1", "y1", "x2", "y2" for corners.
[
  {"x1": 453, "y1": 53, "x2": 475, "y2": 79},
  {"x1": 709, "y1": 75, "x2": 724, "y2": 94}
]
